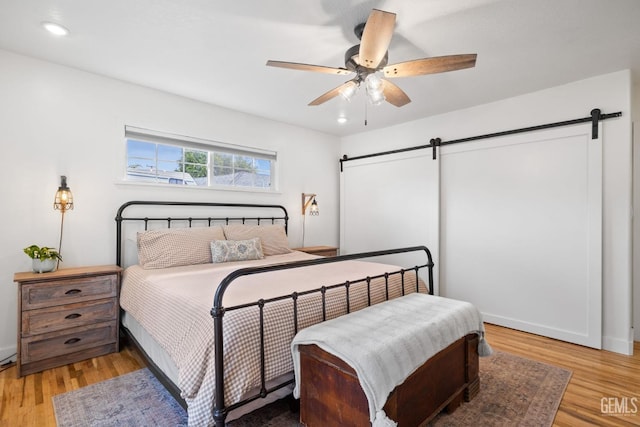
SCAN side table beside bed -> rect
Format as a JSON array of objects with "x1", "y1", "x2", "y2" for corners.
[
  {"x1": 13, "y1": 265, "x2": 121, "y2": 377},
  {"x1": 292, "y1": 245, "x2": 339, "y2": 257}
]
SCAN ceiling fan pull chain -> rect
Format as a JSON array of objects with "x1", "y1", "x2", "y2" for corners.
[{"x1": 364, "y1": 98, "x2": 368, "y2": 126}]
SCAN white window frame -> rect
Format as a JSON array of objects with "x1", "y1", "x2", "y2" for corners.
[{"x1": 124, "y1": 126, "x2": 277, "y2": 192}]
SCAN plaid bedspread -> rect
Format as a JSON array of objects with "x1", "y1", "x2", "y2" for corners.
[{"x1": 120, "y1": 251, "x2": 427, "y2": 427}]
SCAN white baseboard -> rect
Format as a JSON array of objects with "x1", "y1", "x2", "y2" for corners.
[
  {"x1": 0, "y1": 344, "x2": 17, "y2": 364},
  {"x1": 484, "y1": 313, "x2": 634, "y2": 356},
  {"x1": 603, "y1": 334, "x2": 634, "y2": 356},
  {"x1": 482, "y1": 313, "x2": 601, "y2": 349}
]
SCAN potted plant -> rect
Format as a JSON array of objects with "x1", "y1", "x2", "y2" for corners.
[{"x1": 23, "y1": 245, "x2": 62, "y2": 273}]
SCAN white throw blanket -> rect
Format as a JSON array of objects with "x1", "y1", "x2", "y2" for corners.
[{"x1": 291, "y1": 293, "x2": 492, "y2": 427}]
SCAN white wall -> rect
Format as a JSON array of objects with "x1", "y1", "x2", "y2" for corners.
[
  {"x1": 1, "y1": 48, "x2": 634, "y2": 362},
  {"x1": 341, "y1": 70, "x2": 634, "y2": 354},
  {"x1": 0, "y1": 49, "x2": 341, "y2": 361}
]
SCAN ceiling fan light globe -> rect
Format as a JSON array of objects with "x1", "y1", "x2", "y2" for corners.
[
  {"x1": 340, "y1": 84, "x2": 357, "y2": 101},
  {"x1": 367, "y1": 88, "x2": 385, "y2": 105},
  {"x1": 365, "y1": 73, "x2": 383, "y2": 91}
]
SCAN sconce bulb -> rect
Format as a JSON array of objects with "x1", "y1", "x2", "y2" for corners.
[
  {"x1": 310, "y1": 198, "x2": 319, "y2": 216},
  {"x1": 54, "y1": 175, "x2": 74, "y2": 212}
]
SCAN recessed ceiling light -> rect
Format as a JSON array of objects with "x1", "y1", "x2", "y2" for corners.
[
  {"x1": 337, "y1": 116, "x2": 348, "y2": 124},
  {"x1": 42, "y1": 21, "x2": 69, "y2": 36}
]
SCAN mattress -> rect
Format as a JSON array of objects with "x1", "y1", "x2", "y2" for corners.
[
  {"x1": 120, "y1": 251, "x2": 426, "y2": 426},
  {"x1": 121, "y1": 311, "x2": 293, "y2": 422}
]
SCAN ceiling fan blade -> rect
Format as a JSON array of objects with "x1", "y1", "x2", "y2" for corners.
[
  {"x1": 266, "y1": 60, "x2": 351, "y2": 75},
  {"x1": 359, "y1": 9, "x2": 396, "y2": 69},
  {"x1": 309, "y1": 80, "x2": 357, "y2": 106},
  {"x1": 383, "y1": 54, "x2": 477, "y2": 78},
  {"x1": 382, "y1": 80, "x2": 411, "y2": 107}
]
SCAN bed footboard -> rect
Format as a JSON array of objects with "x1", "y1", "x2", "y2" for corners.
[{"x1": 211, "y1": 246, "x2": 434, "y2": 427}]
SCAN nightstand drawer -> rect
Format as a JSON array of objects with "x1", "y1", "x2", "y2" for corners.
[
  {"x1": 20, "y1": 321, "x2": 117, "y2": 364},
  {"x1": 21, "y1": 274, "x2": 118, "y2": 310},
  {"x1": 22, "y1": 298, "x2": 118, "y2": 336}
]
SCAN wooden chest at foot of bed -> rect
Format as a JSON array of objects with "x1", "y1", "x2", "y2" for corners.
[{"x1": 298, "y1": 333, "x2": 479, "y2": 427}]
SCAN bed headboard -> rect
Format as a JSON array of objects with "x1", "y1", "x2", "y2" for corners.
[{"x1": 115, "y1": 200, "x2": 289, "y2": 267}]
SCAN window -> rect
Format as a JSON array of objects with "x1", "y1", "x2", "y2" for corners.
[{"x1": 125, "y1": 126, "x2": 276, "y2": 190}]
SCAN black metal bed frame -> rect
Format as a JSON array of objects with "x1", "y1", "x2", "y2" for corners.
[{"x1": 115, "y1": 200, "x2": 435, "y2": 427}]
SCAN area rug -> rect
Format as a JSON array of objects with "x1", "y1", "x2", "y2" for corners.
[
  {"x1": 430, "y1": 351, "x2": 572, "y2": 426},
  {"x1": 53, "y1": 351, "x2": 571, "y2": 426},
  {"x1": 53, "y1": 368, "x2": 187, "y2": 427}
]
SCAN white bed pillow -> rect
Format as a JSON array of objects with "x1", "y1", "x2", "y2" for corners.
[
  {"x1": 210, "y1": 238, "x2": 264, "y2": 263},
  {"x1": 223, "y1": 224, "x2": 291, "y2": 256},
  {"x1": 137, "y1": 226, "x2": 226, "y2": 269}
]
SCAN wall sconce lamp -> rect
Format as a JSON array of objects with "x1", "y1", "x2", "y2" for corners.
[
  {"x1": 302, "y1": 193, "x2": 319, "y2": 216},
  {"x1": 301, "y1": 193, "x2": 319, "y2": 247},
  {"x1": 53, "y1": 175, "x2": 74, "y2": 267}
]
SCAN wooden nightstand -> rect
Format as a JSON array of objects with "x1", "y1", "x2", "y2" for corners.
[
  {"x1": 293, "y1": 246, "x2": 339, "y2": 257},
  {"x1": 13, "y1": 265, "x2": 122, "y2": 377}
]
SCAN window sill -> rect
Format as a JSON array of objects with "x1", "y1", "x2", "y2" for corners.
[{"x1": 113, "y1": 180, "x2": 281, "y2": 195}]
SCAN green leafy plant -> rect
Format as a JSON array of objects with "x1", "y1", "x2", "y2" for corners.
[{"x1": 23, "y1": 245, "x2": 62, "y2": 261}]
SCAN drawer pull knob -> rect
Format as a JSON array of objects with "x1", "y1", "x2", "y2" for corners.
[
  {"x1": 64, "y1": 338, "x2": 81, "y2": 345},
  {"x1": 65, "y1": 289, "x2": 82, "y2": 295},
  {"x1": 65, "y1": 313, "x2": 82, "y2": 320}
]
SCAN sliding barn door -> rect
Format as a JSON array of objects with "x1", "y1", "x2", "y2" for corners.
[
  {"x1": 440, "y1": 125, "x2": 602, "y2": 348},
  {"x1": 340, "y1": 151, "x2": 440, "y2": 293}
]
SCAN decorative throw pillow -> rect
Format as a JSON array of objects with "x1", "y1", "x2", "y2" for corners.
[
  {"x1": 223, "y1": 224, "x2": 291, "y2": 256},
  {"x1": 137, "y1": 226, "x2": 226, "y2": 269},
  {"x1": 210, "y1": 238, "x2": 264, "y2": 263}
]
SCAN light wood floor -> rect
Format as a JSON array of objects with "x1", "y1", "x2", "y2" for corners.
[
  {"x1": 0, "y1": 345, "x2": 145, "y2": 427},
  {"x1": 1, "y1": 324, "x2": 639, "y2": 426},
  {"x1": 485, "y1": 324, "x2": 640, "y2": 426}
]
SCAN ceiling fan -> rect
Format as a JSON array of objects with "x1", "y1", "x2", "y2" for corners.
[{"x1": 266, "y1": 9, "x2": 477, "y2": 108}]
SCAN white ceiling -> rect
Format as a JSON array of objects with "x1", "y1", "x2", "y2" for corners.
[{"x1": 1, "y1": 0, "x2": 639, "y2": 136}]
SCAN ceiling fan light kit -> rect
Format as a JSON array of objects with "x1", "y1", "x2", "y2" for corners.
[
  {"x1": 266, "y1": 9, "x2": 477, "y2": 109},
  {"x1": 339, "y1": 81, "x2": 358, "y2": 101},
  {"x1": 365, "y1": 74, "x2": 385, "y2": 105}
]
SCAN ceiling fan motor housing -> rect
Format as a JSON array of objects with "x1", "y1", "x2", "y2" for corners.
[{"x1": 345, "y1": 44, "x2": 388, "y2": 75}]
